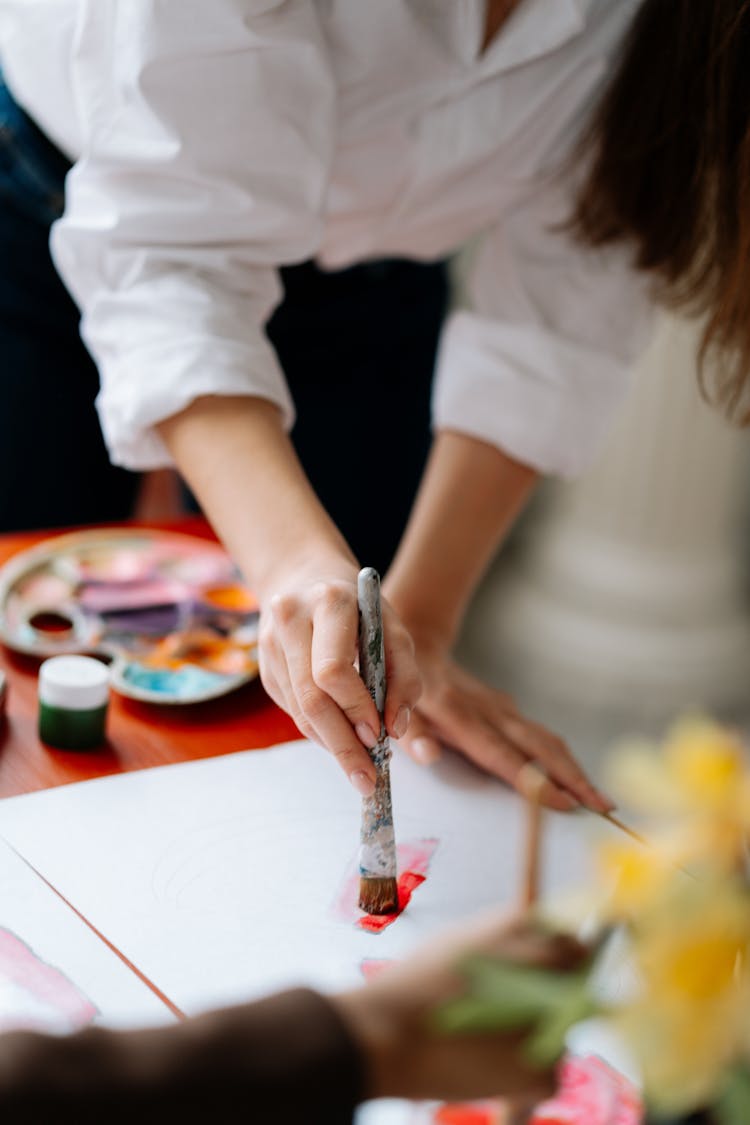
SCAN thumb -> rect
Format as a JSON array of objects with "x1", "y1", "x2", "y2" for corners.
[{"x1": 398, "y1": 709, "x2": 442, "y2": 767}]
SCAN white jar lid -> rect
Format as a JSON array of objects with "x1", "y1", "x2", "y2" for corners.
[{"x1": 39, "y1": 656, "x2": 110, "y2": 711}]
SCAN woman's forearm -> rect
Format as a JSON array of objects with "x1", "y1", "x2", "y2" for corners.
[
  {"x1": 384, "y1": 430, "x2": 538, "y2": 647},
  {"x1": 156, "y1": 394, "x2": 421, "y2": 791},
  {"x1": 156, "y1": 395, "x2": 357, "y2": 598}
]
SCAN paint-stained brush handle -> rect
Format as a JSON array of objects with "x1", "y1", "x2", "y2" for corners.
[
  {"x1": 357, "y1": 567, "x2": 387, "y2": 727},
  {"x1": 357, "y1": 568, "x2": 398, "y2": 910}
]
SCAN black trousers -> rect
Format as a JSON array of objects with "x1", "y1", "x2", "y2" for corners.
[{"x1": 0, "y1": 74, "x2": 448, "y2": 575}]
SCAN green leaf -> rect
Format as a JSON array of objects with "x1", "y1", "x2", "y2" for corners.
[
  {"x1": 715, "y1": 1066, "x2": 750, "y2": 1125},
  {"x1": 525, "y1": 989, "x2": 600, "y2": 1067},
  {"x1": 436, "y1": 957, "x2": 595, "y2": 1041}
]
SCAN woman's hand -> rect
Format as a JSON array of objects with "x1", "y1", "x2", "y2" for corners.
[
  {"x1": 382, "y1": 431, "x2": 613, "y2": 812},
  {"x1": 392, "y1": 627, "x2": 612, "y2": 813},
  {"x1": 257, "y1": 556, "x2": 422, "y2": 797},
  {"x1": 332, "y1": 909, "x2": 587, "y2": 1104},
  {"x1": 156, "y1": 396, "x2": 422, "y2": 797}
]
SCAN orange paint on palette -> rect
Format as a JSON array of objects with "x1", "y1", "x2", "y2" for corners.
[
  {"x1": 202, "y1": 585, "x2": 258, "y2": 613},
  {"x1": 144, "y1": 631, "x2": 257, "y2": 676}
]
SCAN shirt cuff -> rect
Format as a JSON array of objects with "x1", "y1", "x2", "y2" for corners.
[
  {"x1": 432, "y1": 310, "x2": 638, "y2": 478},
  {"x1": 94, "y1": 334, "x2": 295, "y2": 471}
]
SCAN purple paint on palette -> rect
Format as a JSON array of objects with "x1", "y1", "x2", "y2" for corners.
[
  {"x1": 78, "y1": 580, "x2": 190, "y2": 614},
  {"x1": 191, "y1": 604, "x2": 259, "y2": 635},
  {"x1": 99, "y1": 605, "x2": 186, "y2": 636},
  {"x1": 0, "y1": 530, "x2": 260, "y2": 703}
]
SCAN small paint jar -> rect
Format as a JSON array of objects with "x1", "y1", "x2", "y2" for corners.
[{"x1": 38, "y1": 655, "x2": 109, "y2": 750}]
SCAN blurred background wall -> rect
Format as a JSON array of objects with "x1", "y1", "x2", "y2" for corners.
[{"x1": 457, "y1": 312, "x2": 750, "y2": 769}]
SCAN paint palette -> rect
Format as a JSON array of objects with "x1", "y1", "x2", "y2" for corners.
[{"x1": 0, "y1": 530, "x2": 259, "y2": 704}]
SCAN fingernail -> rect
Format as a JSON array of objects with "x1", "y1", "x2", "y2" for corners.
[
  {"x1": 350, "y1": 770, "x2": 376, "y2": 797},
  {"x1": 355, "y1": 722, "x2": 377, "y2": 750},
  {"x1": 393, "y1": 706, "x2": 411, "y2": 739},
  {"x1": 587, "y1": 787, "x2": 616, "y2": 813},
  {"x1": 412, "y1": 737, "x2": 441, "y2": 765}
]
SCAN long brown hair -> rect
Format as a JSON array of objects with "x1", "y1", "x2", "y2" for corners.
[{"x1": 571, "y1": 0, "x2": 750, "y2": 420}]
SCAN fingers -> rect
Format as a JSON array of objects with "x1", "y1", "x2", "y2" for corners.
[
  {"x1": 503, "y1": 717, "x2": 613, "y2": 813},
  {"x1": 424, "y1": 687, "x2": 578, "y2": 811},
  {"x1": 472, "y1": 912, "x2": 589, "y2": 971},
  {"x1": 310, "y1": 584, "x2": 381, "y2": 742},
  {"x1": 471, "y1": 723, "x2": 578, "y2": 812},
  {"x1": 398, "y1": 709, "x2": 442, "y2": 766},
  {"x1": 413, "y1": 659, "x2": 613, "y2": 811},
  {"x1": 258, "y1": 580, "x2": 422, "y2": 796},
  {"x1": 270, "y1": 592, "x2": 377, "y2": 793},
  {"x1": 408, "y1": 906, "x2": 588, "y2": 976},
  {"x1": 381, "y1": 601, "x2": 422, "y2": 741}
]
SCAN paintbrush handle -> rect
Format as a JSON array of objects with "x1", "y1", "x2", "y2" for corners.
[
  {"x1": 357, "y1": 567, "x2": 386, "y2": 727},
  {"x1": 357, "y1": 568, "x2": 397, "y2": 881}
]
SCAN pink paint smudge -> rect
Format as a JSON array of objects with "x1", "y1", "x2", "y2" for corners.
[
  {"x1": 0, "y1": 928, "x2": 98, "y2": 1032},
  {"x1": 530, "y1": 1055, "x2": 643, "y2": 1125},
  {"x1": 360, "y1": 959, "x2": 394, "y2": 981}
]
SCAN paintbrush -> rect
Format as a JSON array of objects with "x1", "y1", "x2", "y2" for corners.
[
  {"x1": 357, "y1": 567, "x2": 399, "y2": 915},
  {"x1": 600, "y1": 809, "x2": 648, "y2": 847},
  {"x1": 516, "y1": 765, "x2": 651, "y2": 912},
  {"x1": 517, "y1": 762, "x2": 547, "y2": 910}
]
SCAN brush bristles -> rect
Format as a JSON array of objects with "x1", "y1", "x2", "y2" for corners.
[{"x1": 359, "y1": 875, "x2": 399, "y2": 915}]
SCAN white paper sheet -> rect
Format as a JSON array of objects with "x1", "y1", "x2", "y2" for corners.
[
  {"x1": 0, "y1": 836, "x2": 173, "y2": 1032},
  {"x1": 0, "y1": 741, "x2": 598, "y2": 1014}
]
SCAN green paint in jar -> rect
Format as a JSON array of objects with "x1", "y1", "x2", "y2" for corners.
[{"x1": 38, "y1": 655, "x2": 109, "y2": 751}]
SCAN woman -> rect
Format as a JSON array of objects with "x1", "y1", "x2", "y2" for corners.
[{"x1": 0, "y1": 1, "x2": 745, "y2": 808}]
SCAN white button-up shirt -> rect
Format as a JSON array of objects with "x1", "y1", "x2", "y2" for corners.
[{"x1": 0, "y1": 0, "x2": 651, "y2": 475}]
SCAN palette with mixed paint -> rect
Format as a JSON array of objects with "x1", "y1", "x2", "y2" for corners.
[{"x1": 0, "y1": 530, "x2": 259, "y2": 704}]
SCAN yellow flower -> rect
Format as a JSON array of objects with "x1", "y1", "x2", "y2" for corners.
[
  {"x1": 606, "y1": 717, "x2": 750, "y2": 875},
  {"x1": 611, "y1": 878, "x2": 750, "y2": 1114},
  {"x1": 663, "y1": 717, "x2": 747, "y2": 806},
  {"x1": 596, "y1": 837, "x2": 674, "y2": 920}
]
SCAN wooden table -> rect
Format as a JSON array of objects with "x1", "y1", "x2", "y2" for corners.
[{"x1": 0, "y1": 519, "x2": 298, "y2": 798}]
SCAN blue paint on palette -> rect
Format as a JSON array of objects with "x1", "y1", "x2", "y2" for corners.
[{"x1": 121, "y1": 663, "x2": 228, "y2": 700}]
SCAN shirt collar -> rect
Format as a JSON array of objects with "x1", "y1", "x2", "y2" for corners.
[{"x1": 409, "y1": 0, "x2": 598, "y2": 72}]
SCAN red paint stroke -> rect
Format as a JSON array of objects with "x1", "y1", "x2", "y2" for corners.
[
  {"x1": 0, "y1": 928, "x2": 97, "y2": 1032},
  {"x1": 332, "y1": 838, "x2": 439, "y2": 932},
  {"x1": 360, "y1": 959, "x2": 393, "y2": 981},
  {"x1": 357, "y1": 870, "x2": 426, "y2": 932},
  {"x1": 434, "y1": 1102, "x2": 506, "y2": 1125}
]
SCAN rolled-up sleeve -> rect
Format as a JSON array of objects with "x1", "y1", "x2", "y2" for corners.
[
  {"x1": 52, "y1": 0, "x2": 334, "y2": 469},
  {"x1": 433, "y1": 175, "x2": 654, "y2": 478}
]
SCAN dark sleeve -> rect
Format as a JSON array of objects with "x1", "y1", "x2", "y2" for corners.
[{"x1": 0, "y1": 988, "x2": 366, "y2": 1124}]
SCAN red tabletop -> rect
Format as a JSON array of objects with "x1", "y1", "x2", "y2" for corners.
[{"x1": 0, "y1": 519, "x2": 299, "y2": 798}]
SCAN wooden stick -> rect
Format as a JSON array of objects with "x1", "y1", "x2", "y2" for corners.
[
  {"x1": 601, "y1": 810, "x2": 649, "y2": 848},
  {"x1": 357, "y1": 568, "x2": 399, "y2": 915},
  {"x1": 518, "y1": 762, "x2": 546, "y2": 911}
]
